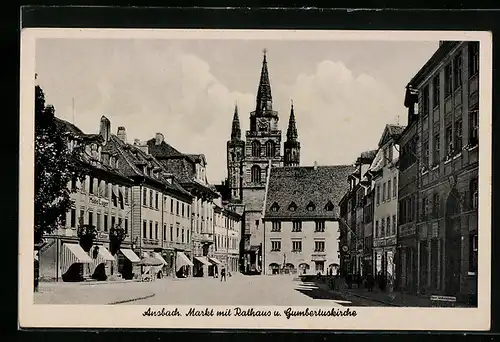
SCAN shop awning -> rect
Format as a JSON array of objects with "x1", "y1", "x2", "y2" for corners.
[
  {"x1": 176, "y1": 252, "x2": 194, "y2": 270},
  {"x1": 208, "y1": 257, "x2": 223, "y2": 265},
  {"x1": 63, "y1": 243, "x2": 93, "y2": 264},
  {"x1": 120, "y1": 248, "x2": 141, "y2": 263},
  {"x1": 194, "y1": 256, "x2": 211, "y2": 266},
  {"x1": 153, "y1": 252, "x2": 167, "y2": 265},
  {"x1": 94, "y1": 245, "x2": 115, "y2": 261}
]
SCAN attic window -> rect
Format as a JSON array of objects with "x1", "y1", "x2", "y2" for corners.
[
  {"x1": 325, "y1": 201, "x2": 334, "y2": 211},
  {"x1": 306, "y1": 201, "x2": 316, "y2": 211},
  {"x1": 271, "y1": 202, "x2": 280, "y2": 212},
  {"x1": 288, "y1": 202, "x2": 297, "y2": 212}
]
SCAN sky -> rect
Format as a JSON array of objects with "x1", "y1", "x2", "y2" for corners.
[{"x1": 35, "y1": 38, "x2": 439, "y2": 184}]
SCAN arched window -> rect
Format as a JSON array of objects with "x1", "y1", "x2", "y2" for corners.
[
  {"x1": 470, "y1": 178, "x2": 478, "y2": 209},
  {"x1": 251, "y1": 165, "x2": 261, "y2": 183},
  {"x1": 266, "y1": 140, "x2": 275, "y2": 157},
  {"x1": 325, "y1": 201, "x2": 334, "y2": 211},
  {"x1": 230, "y1": 152, "x2": 235, "y2": 161},
  {"x1": 252, "y1": 141, "x2": 261, "y2": 157},
  {"x1": 271, "y1": 202, "x2": 280, "y2": 212}
]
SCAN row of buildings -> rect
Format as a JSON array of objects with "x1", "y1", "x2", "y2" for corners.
[
  {"x1": 39, "y1": 113, "x2": 242, "y2": 282},
  {"x1": 338, "y1": 41, "x2": 479, "y2": 304}
]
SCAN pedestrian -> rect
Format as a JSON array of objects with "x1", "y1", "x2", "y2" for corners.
[{"x1": 220, "y1": 265, "x2": 227, "y2": 282}]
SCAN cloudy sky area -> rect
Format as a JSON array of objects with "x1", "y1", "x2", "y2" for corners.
[{"x1": 36, "y1": 38, "x2": 438, "y2": 184}]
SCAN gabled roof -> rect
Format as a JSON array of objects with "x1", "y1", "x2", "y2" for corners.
[
  {"x1": 146, "y1": 138, "x2": 184, "y2": 158},
  {"x1": 378, "y1": 124, "x2": 406, "y2": 148},
  {"x1": 264, "y1": 165, "x2": 355, "y2": 220}
]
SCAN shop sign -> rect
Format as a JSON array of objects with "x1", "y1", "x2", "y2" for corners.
[{"x1": 89, "y1": 195, "x2": 109, "y2": 207}]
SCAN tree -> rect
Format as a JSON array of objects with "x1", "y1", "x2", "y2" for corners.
[
  {"x1": 109, "y1": 218, "x2": 126, "y2": 256},
  {"x1": 34, "y1": 84, "x2": 84, "y2": 245}
]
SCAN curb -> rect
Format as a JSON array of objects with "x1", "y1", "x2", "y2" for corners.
[
  {"x1": 80, "y1": 279, "x2": 141, "y2": 286},
  {"x1": 108, "y1": 293, "x2": 156, "y2": 305}
]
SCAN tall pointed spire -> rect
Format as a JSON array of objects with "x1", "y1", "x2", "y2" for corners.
[
  {"x1": 231, "y1": 103, "x2": 241, "y2": 140},
  {"x1": 287, "y1": 99, "x2": 298, "y2": 141},
  {"x1": 256, "y1": 48, "x2": 272, "y2": 114}
]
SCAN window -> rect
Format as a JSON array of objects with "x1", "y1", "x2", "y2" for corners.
[
  {"x1": 170, "y1": 198, "x2": 174, "y2": 213},
  {"x1": 387, "y1": 216, "x2": 391, "y2": 235},
  {"x1": 95, "y1": 213, "x2": 101, "y2": 231},
  {"x1": 70, "y1": 208, "x2": 76, "y2": 228},
  {"x1": 444, "y1": 63, "x2": 452, "y2": 97},
  {"x1": 433, "y1": 193, "x2": 441, "y2": 217},
  {"x1": 271, "y1": 221, "x2": 281, "y2": 232},
  {"x1": 124, "y1": 218, "x2": 128, "y2": 235},
  {"x1": 422, "y1": 84, "x2": 430, "y2": 116},
  {"x1": 101, "y1": 214, "x2": 107, "y2": 232},
  {"x1": 315, "y1": 261, "x2": 325, "y2": 272},
  {"x1": 142, "y1": 220, "x2": 147, "y2": 238},
  {"x1": 376, "y1": 185, "x2": 380, "y2": 205},
  {"x1": 288, "y1": 202, "x2": 297, "y2": 211},
  {"x1": 469, "y1": 42, "x2": 479, "y2": 76},
  {"x1": 88, "y1": 212, "x2": 94, "y2": 227},
  {"x1": 155, "y1": 192, "x2": 159, "y2": 209},
  {"x1": 255, "y1": 220, "x2": 260, "y2": 228},
  {"x1": 124, "y1": 188, "x2": 129, "y2": 204},
  {"x1": 381, "y1": 218, "x2": 385, "y2": 236},
  {"x1": 89, "y1": 176, "x2": 94, "y2": 194},
  {"x1": 271, "y1": 240, "x2": 281, "y2": 251},
  {"x1": 454, "y1": 120, "x2": 463, "y2": 152},
  {"x1": 470, "y1": 178, "x2": 479, "y2": 210},
  {"x1": 433, "y1": 133, "x2": 441, "y2": 165},
  {"x1": 271, "y1": 202, "x2": 280, "y2": 212},
  {"x1": 176, "y1": 226, "x2": 179, "y2": 241},
  {"x1": 453, "y1": 53, "x2": 462, "y2": 90},
  {"x1": 422, "y1": 197, "x2": 430, "y2": 219},
  {"x1": 392, "y1": 215, "x2": 396, "y2": 235},
  {"x1": 292, "y1": 221, "x2": 302, "y2": 232},
  {"x1": 445, "y1": 125, "x2": 453, "y2": 156},
  {"x1": 251, "y1": 165, "x2": 261, "y2": 183},
  {"x1": 315, "y1": 221, "x2": 325, "y2": 232},
  {"x1": 387, "y1": 180, "x2": 392, "y2": 201},
  {"x1": 307, "y1": 202, "x2": 316, "y2": 211},
  {"x1": 155, "y1": 222, "x2": 159, "y2": 240},
  {"x1": 433, "y1": 75, "x2": 440, "y2": 107},
  {"x1": 111, "y1": 216, "x2": 115, "y2": 230},
  {"x1": 149, "y1": 221, "x2": 153, "y2": 239},
  {"x1": 187, "y1": 206, "x2": 190, "y2": 218},
  {"x1": 470, "y1": 107, "x2": 479, "y2": 146},
  {"x1": 187, "y1": 230, "x2": 190, "y2": 243},
  {"x1": 393, "y1": 177, "x2": 397, "y2": 198},
  {"x1": 469, "y1": 233, "x2": 478, "y2": 274},
  {"x1": 292, "y1": 240, "x2": 302, "y2": 252},
  {"x1": 325, "y1": 201, "x2": 334, "y2": 211},
  {"x1": 375, "y1": 220, "x2": 379, "y2": 237},
  {"x1": 170, "y1": 225, "x2": 173, "y2": 241},
  {"x1": 423, "y1": 140, "x2": 430, "y2": 167},
  {"x1": 252, "y1": 141, "x2": 261, "y2": 157},
  {"x1": 176, "y1": 201, "x2": 179, "y2": 215},
  {"x1": 314, "y1": 241, "x2": 325, "y2": 252},
  {"x1": 266, "y1": 140, "x2": 275, "y2": 157},
  {"x1": 143, "y1": 189, "x2": 147, "y2": 206},
  {"x1": 162, "y1": 224, "x2": 166, "y2": 241},
  {"x1": 181, "y1": 229, "x2": 185, "y2": 243},
  {"x1": 71, "y1": 177, "x2": 77, "y2": 191},
  {"x1": 182, "y1": 203, "x2": 185, "y2": 217},
  {"x1": 382, "y1": 183, "x2": 386, "y2": 202},
  {"x1": 149, "y1": 190, "x2": 153, "y2": 208}
]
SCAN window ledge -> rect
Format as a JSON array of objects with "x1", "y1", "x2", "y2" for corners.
[
  {"x1": 467, "y1": 271, "x2": 477, "y2": 276},
  {"x1": 444, "y1": 158, "x2": 452, "y2": 165},
  {"x1": 468, "y1": 145, "x2": 478, "y2": 152},
  {"x1": 431, "y1": 164, "x2": 439, "y2": 171},
  {"x1": 453, "y1": 153, "x2": 462, "y2": 160}
]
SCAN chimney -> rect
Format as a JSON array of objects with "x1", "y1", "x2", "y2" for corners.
[
  {"x1": 117, "y1": 126, "x2": 127, "y2": 143},
  {"x1": 313, "y1": 161, "x2": 318, "y2": 170},
  {"x1": 155, "y1": 133, "x2": 164, "y2": 145},
  {"x1": 133, "y1": 139, "x2": 140, "y2": 146},
  {"x1": 99, "y1": 116, "x2": 111, "y2": 142}
]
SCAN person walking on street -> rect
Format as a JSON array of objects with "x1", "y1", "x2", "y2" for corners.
[{"x1": 220, "y1": 265, "x2": 227, "y2": 282}]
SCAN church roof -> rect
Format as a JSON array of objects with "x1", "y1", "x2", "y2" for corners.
[
  {"x1": 255, "y1": 50, "x2": 273, "y2": 114},
  {"x1": 230, "y1": 104, "x2": 241, "y2": 141},
  {"x1": 264, "y1": 165, "x2": 355, "y2": 220},
  {"x1": 286, "y1": 101, "x2": 298, "y2": 141}
]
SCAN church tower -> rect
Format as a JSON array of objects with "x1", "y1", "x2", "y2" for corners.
[
  {"x1": 241, "y1": 49, "x2": 283, "y2": 274},
  {"x1": 284, "y1": 100, "x2": 300, "y2": 166},
  {"x1": 227, "y1": 104, "x2": 245, "y2": 202}
]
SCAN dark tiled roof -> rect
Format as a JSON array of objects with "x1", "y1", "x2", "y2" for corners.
[
  {"x1": 146, "y1": 138, "x2": 184, "y2": 158},
  {"x1": 387, "y1": 124, "x2": 406, "y2": 139},
  {"x1": 360, "y1": 149, "x2": 377, "y2": 160},
  {"x1": 264, "y1": 165, "x2": 355, "y2": 220}
]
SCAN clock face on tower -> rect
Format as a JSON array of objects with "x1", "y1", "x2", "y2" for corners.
[{"x1": 257, "y1": 118, "x2": 268, "y2": 131}]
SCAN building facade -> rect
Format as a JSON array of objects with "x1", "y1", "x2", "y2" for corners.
[
  {"x1": 400, "y1": 41, "x2": 479, "y2": 304},
  {"x1": 213, "y1": 198, "x2": 242, "y2": 273},
  {"x1": 263, "y1": 165, "x2": 354, "y2": 275},
  {"x1": 372, "y1": 125, "x2": 404, "y2": 290},
  {"x1": 224, "y1": 51, "x2": 301, "y2": 274}
]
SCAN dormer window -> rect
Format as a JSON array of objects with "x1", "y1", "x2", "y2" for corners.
[
  {"x1": 306, "y1": 201, "x2": 316, "y2": 211},
  {"x1": 288, "y1": 202, "x2": 297, "y2": 212},
  {"x1": 325, "y1": 201, "x2": 334, "y2": 211},
  {"x1": 271, "y1": 202, "x2": 280, "y2": 212}
]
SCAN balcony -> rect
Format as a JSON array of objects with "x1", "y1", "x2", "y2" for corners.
[{"x1": 200, "y1": 232, "x2": 214, "y2": 244}]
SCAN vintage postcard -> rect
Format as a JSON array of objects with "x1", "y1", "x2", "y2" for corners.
[{"x1": 19, "y1": 28, "x2": 492, "y2": 330}]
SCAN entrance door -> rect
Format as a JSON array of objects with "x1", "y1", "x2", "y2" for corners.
[{"x1": 445, "y1": 191, "x2": 462, "y2": 295}]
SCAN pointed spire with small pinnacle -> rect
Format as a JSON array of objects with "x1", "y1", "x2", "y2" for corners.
[
  {"x1": 256, "y1": 48, "x2": 272, "y2": 114},
  {"x1": 231, "y1": 103, "x2": 241, "y2": 140},
  {"x1": 287, "y1": 100, "x2": 298, "y2": 141}
]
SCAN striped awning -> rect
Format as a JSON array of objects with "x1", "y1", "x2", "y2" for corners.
[
  {"x1": 208, "y1": 257, "x2": 223, "y2": 265},
  {"x1": 91, "y1": 245, "x2": 115, "y2": 263},
  {"x1": 194, "y1": 256, "x2": 211, "y2": 266},
  {"x1": 61, "y1": 243, "x2": 93, "y2": 275},
  {"x1": 120, "y1": 248, "x2": 141, "y2": 263},
  {"x1": 176, "y1": 252, "x2": 194, "y2": 270},
  {"x1": 153, "y1": 252, "x2": 167, "y2": 265}
]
